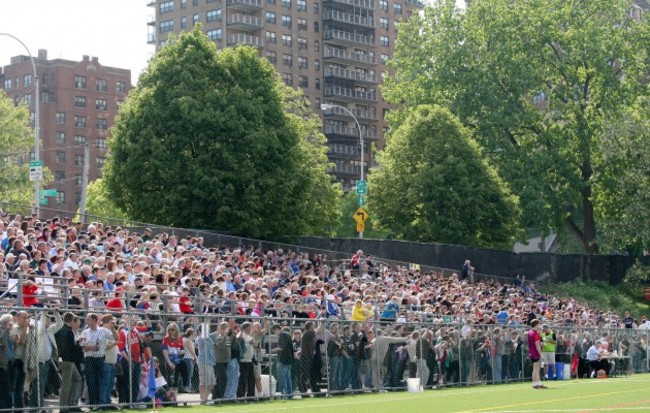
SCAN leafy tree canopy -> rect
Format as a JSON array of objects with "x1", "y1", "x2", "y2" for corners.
[
  {"x1": 384, "y1": 0, "x2": 650, "y2": 254},
  {"x1": 76, "y1": 178, "x2": 130, "y2": 225},
  {"x1": 369, "y1": 105, "x2": 521, "y2": 249},
  {"x1": 0, "y1": 90, "x2": 37, "y2": 213},
  {"x1": 104, "y1": 27, "x2": 341, "y2": 239}
]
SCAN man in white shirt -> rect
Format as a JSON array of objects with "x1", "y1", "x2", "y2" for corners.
[
  {"x1": 638, "y1": 315, "x2": 650, "y2": 330},
  {"x1": 81, "y1": 313, "x2": 106, "y2": 408}
]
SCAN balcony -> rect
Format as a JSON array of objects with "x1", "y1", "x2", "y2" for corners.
[
  {"x1": 322, "y1": 10, "x2": 374, "y2": 28},
  {"x1": 147, "y1": 15, "x2": 156, "y2": 26},
  {"x1": 323, "y1": 29, "x2": 375, "y2": 47},
  {"x1": 227, "y1": 14, "x2": 263, "y2": 30},
  {"x1": 325, "y1": 124, "x2": 378, "y2": 140},
  {"x1": 323, "y1": 0, "x2": 374, "y2": 10},
  {"x1": 147, "y1": 33, "x2": 156, "y2": 44},
  {"x1": 227, "y1": 34, "x2": 264, "y2": 47},
  {"x1": 227, "y1": 0, "x2": 263, "y2": 11},
  {"x1": 323, "y1": 48, "x2": 376, "y2": 65},
  {"x1": 324, "y1": 86, "x2": 377, "y2": 102},
  {"x1": 323, "y1": 105, "x2": 378, "y2": 121},
  {"x1": 328, "y1": 163, "x2": 361, "y2": 176},
  {"x1": 324, "y1": 66, "x2": 377, "y2": 83},
  {"x1": 147, "y1": 0, "x2": 155, "y2": 6},
  {"x1": 328, "y1": 143, "x2": 359, "y2": 158}
]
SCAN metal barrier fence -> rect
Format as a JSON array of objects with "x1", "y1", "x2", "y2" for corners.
[{"x1": 0, "y1": 308, "x2": 647, "y2": 412}]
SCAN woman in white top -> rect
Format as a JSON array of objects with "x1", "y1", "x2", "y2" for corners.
[{"x1": 182, "y1": 328, "x2": 198, "y2": 392}]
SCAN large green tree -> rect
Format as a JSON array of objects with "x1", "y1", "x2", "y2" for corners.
[
  {"x1": 77, "y1": 178, "x2": 130, "y2": 225},
  {"x1": 0, "y1": 90, "x2": 35, "y2": 212},
  {"x1": 384, "y1": 0, "x2": 650, "y2": 254},
  {"x1": 104, "y1": 27, "x2": 340, "y2": 239},
  {"x1": 369, "y1": 105, "x2": 521, "y2": 249}
]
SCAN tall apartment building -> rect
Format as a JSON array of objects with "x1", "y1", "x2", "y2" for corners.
[
  {"x1": 0, "y1": 50, "x2": 132, "y2": 217},
  {"x1": 148, "y1": 0, "x2": 424, "y2": 188}
]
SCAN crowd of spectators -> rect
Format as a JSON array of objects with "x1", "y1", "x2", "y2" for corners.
[{"x1": 0, "y1": 212, "x2": 648, "y2": 410}]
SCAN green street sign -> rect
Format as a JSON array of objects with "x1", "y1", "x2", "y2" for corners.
[
  {"x1": 39, "y1": 197, "x2": 48, "y2": 205},
  {"x1": 356, "y1": 180, "x2": 367, "y2": 196},
  {"x1": 29, "y1": 160, "x2": 44, "y2": 167},
  {"x1": 41, "y1": 189, "x2": 57, "y2": 197}
]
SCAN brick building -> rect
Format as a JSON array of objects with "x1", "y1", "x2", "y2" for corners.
[
  {"x1": 147, "y1": 0, "x2": 425, "y2": 189},
  {"x1": 0, "y1": 50, "x2": 132, "y2": 217}
]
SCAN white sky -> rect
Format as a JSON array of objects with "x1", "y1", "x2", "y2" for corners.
[{"x1": 0, "y1": 0, "x2": 153, "y2": 85}]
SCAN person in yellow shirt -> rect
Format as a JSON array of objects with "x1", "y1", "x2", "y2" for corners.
[{"x1": 352, "y1": 300, "x2": 372, "y2": 321}]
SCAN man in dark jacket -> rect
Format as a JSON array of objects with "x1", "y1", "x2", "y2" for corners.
[
  {"x1": 272, "y1": 323, "x2": 294, "y2": 398},
  {"x1": 54, "y1": 313, "x2": 83, "y2": 413}
]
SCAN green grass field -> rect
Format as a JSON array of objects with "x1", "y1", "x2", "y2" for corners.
[{"x1": 126, "y1": 375, "x2": 650, "y2": 413}]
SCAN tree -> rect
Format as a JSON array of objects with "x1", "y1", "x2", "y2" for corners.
[
  {"x1": 384, "y1": 0, "x2": 650, "y2": 254},
  {"x1": 0, "y1": 90, "x2": 35, "y2": 213},
  {"x1": 369, "y1": 105, "x2": 521, "y2": 249},
  {"x1": 103, "y1": 27, "x2": 340, "y2": 239},
  {"x1": 76, "y1": 178, "x2": 130, "y2": 225}
]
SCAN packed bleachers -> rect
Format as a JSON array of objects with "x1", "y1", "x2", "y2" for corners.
[{"x1": 0, "y1": 212, "x2": 647, "y2": 411}]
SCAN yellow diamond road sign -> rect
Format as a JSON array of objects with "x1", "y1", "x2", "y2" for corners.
[{"x1": 353, "y1": 207, "x2": 369, "y2": 224}]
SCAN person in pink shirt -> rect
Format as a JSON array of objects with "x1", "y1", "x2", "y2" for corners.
[{"x1": 527, "y1": 319, "x2": 546, "y2": 389}]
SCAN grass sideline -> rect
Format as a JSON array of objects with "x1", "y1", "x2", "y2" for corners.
[{"x1": 125, "y1": 375, "x2": 650, "y2": 413}]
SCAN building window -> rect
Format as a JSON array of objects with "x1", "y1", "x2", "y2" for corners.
[
  {"x1": 282, "y1": 0, "x2": 291, "y2": 8},
  {"x1": 96, "y1": 118, "x2": 108, "y2": 130},
  {"x1": 96, "y1": 99, "x2": 107, "y2": 110},
  {"x1": 3, "y1": 79, "x2": 11, "y2": 90},
  {"x1": 207, "y1": 29, "x2": 222, "y2": 40},
  {"x1": 116, "y1": 81, "x2": 126, "y2": 93},
  {"x1": 298, "y1": 37, "x2": 308, "y2": 50},
  {"x1": 313, "y1": 21, "x2": 319, "y2": 32},
  {"x1": 282, "y1": 34, "x2": 292, "y2": 47},
  {"x1": 42, "y1": 92, "x2": 52, "y2": 102},
  {"x1": 160, "y1": 20, "x2": 174, "y2": 33},
  {"x1": 56, "y1": 132, "x2": 65, "y2": 144},
  {"x1": 74, "y1": 193, "x2": 82, "y2": 207},
  {"x1": 56, "y1": 192, "x2": 66, "y2": 205},
  {"x1": 380, "y1": 35, "x2": 389, "y2": 46},
  {"x1": 206, "y1": 9, "x2": 221, "y2": 22},
  {"x1": 96, "y1": 138, "x2": 107, "y2": 150},
  {"x1": 298, "y1": 56, "x2": 308, "y2": 68},
  {"x1": 55, "y1": 171, "x2": 66, "y2": 182},
  {"x1": 96, "y1": 79, "x2": 108, "y2": 92},
  {"x1": 75, "y1": 154, "x2": 84, "y2": 166},
  {"x1": 181, "y1": 16, "x2": 188, "y2": 28},
  {"x1": 297, "y1": 18, "x2": 307, "y2": 31},
  {"x1": 96, "y1": 157, "x2": 106, "y2": 168},
  {"x1": 314, "y1": 39, "x2": 320, "y2": 52},
  {"x1": 380, "y1": 18, "x2": 388, "y2": 29},
  {"x1": 74, "y1": 135, "x2": 87, "y2": 147},
  {"x1": 379, "y1": 0, "x2": 388, "y2": 11},
  {"x1": 193, "y1": 14, "x2": 199, "y2": 24},
  {"x1": 315, "y1": 78, "x2": 320, "y2": 90},
  {"x1": 266, "y1": 50, "x2": 277, "y2": 64},
  {"x1": 74, "y1": 96, "x2": 86, "y2": 108},
  {"x1": 265, "y1": 31, "x2": 277, "y2": 44},
  {"x1": 394, "y1": 3, "x2": 402, "y2": 14},
  {"x1": 314, "y1": 59, "x2": 320, "y2": 71},
  {"x1": 55, "y1": 151, "x2": 66, "y2": 164},
  {"x1": 268, "y1": 0, "x2": 275, "y2": 3},
  {"x1": 282, "y1": 54, "x2": 292, "y2": 67},
  {"x1": 380, "y1": 53, "x2": 389, "y2": 63},
  {"x1": 74, "y1": 116, "x2": 86, "y2": 128},
  {"x1": 42, "y1": 73, "x2": 48, "y2": 85},
  {"x1": 282, "y1": 73, "x2": 293, "y2": 86},
  {"x1": 181, "y1": 0, "x2": 188, "y2": 8},
  {"x1": 23, "y1": 94, "x2": 31, "y2": 105},
  {"x1": 282, "y1": 15, "x2": 292, "y2": 28},
  {"x1": 55, "y1": 112, "x2": 65, "y2": 124},
  {"x1": 76, "y1": 176, "x2": 83, "y2": 187},
  {"x1": 298, "y1": 76, "x2": 308, "y2": 87},
  {"x1": 313, "y1": 2, "x2": 319, "y2": 14},
  {"x1": 24, "y1": 74, "x2": 32, "y2": 87},
  {"x1": 266, "y1": 12, "x2": 276, "y2": 24},
  {"x1": 160, "y1": 0, "x2": 174, "y2": 13},
  {"x1": 297, "y1": 0, "x2": 306, "y2": 11},
  {"x1": 74, "y1": 75, "x2": 86, "y2": 89}
]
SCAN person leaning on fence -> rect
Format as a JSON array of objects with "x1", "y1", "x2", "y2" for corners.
[
  {"x1": 54, "y1": 312, "x2": 84, "y2": 413},
  {"x1": 237, "y1": 322, "x2": 256, "y2": 399},
  {"x1": 272, "y1": 323, "x2": 294, "y2": 398},
  {"x1": 0, "y1": 313, "x2": 14, "y2": 410},
  {"x1": 99, "y1": 314, "x2": 120, "y2": 410},
  {"x1": 212, "y1": 321, "x2": 231, "y2": 400},
  {"x1": 30, "y1": 310, "x2": 63, "y2": 411},
  {"x1": 117, "y1": 317, "x2": 142, "y2": 406}
]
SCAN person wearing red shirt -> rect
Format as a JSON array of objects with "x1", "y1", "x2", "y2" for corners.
[
  {"x1": 106, "y1": 289, "x2": 125, "y2": 310},
  {"x1": 22, "y1": 277, "x2": 41, "y2": 307},
  {"x1": 117, "y1": 320, "x2": 141, "y2": 405},
  {"x1": 178, "y1": 287, "x2": 193, "y2": 314},
  {"x1": 528, "y1": 319, "x2": 546, "y2": 389},
  {"x1": 162, "y1": 323, "x2": 190, "y2": 392}
]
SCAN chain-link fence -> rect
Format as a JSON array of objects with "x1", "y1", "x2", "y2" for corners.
[{"x1": 0, "y1": 307, "x2": 647, "y2": 412}]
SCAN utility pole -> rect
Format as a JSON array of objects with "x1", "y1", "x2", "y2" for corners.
[{"x1": 80, "y1": 143, "x2": 90, "y2": 223}]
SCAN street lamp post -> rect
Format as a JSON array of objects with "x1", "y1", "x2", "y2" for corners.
[
  {"x1": 321, "y1": 103, "x2": 365, "y2": 238},
  {"x1": 0, "y1": 33, "x2": 40, "y2": 217}
]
